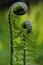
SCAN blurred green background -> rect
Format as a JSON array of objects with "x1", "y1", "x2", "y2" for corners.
[
  {"x1": 0, "y1": 0, "x2": 43, "y2": 65},
  {"x1": 0, "y1": 9, "x2": 10, "y2": 65}
]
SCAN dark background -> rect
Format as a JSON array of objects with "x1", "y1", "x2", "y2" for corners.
[{"x1": 0, "y1": 0, "x2": 41, "y2": 8}]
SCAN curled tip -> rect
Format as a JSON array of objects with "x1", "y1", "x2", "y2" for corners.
[
  {"x1": 23, "y1": 20, "x2": 32, "y2": 34},
  {"x1": 9, "y1": 2, "x2": 28, "y2": 15}
]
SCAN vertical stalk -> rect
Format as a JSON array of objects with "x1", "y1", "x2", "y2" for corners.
[
  {"x1": 8, "y1": 11, "x2": 13, "y2": 65},
  {"x1": 23, "y1": 34, "x2": 26, "y2": 65}
]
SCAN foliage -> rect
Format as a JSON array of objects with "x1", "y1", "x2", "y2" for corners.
[{"x1": 0, "y1": 2, "x2": 43, "y2": 65}]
